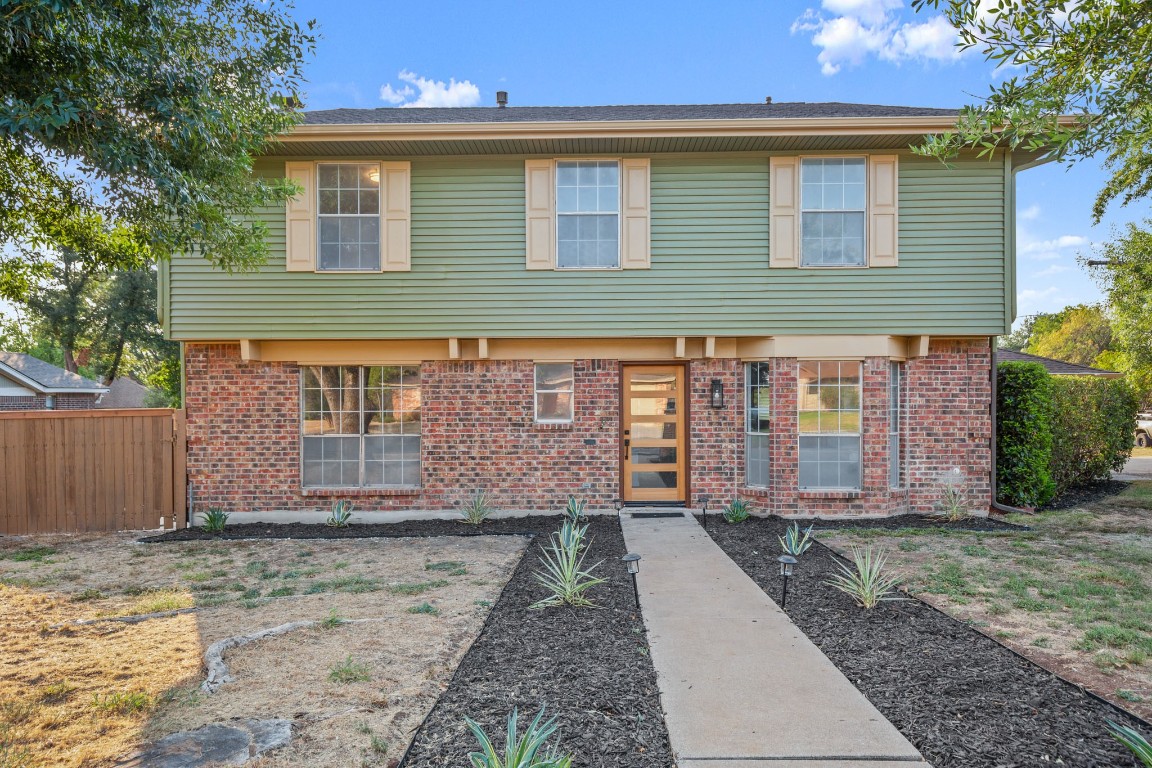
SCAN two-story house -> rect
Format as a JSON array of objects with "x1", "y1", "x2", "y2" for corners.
[{"x1": 161, "y1": 101, "x2": 1039, "y2": 519}]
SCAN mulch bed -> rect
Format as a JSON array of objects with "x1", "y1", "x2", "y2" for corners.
[
  {"x1": 704, "y1": 516, "x2": 1147, "y2": 768},
  {"x1": 728, "y1": 512, "x2": 1028, "y2": 533},
  {"x1": 142, "y1": 516, "x2": 674, "y2": 768},
  {"x1": 1042, "y1": 480, "x2": 1132, "y2": 511}
]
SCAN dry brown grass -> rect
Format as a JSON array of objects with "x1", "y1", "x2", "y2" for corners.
[{"x1": 0, "y1": 532, "x2": 525, "y2": 767}]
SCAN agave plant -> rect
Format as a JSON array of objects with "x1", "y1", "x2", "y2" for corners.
[
  {"x1": 779, "y1": 521, "x2": 815, "y2": 556},
  {"x1": 459, "y1": 490, "x2": 495, "y2": 525},
  {"x1": 531, "y1": 521, "x2": 605, "y2": 609},
  {"x1": 563, "y1": 495, "x2": 587, "y2": 523},
  {"x1": 1109, "y1": 721, "x2": 1152, "y2": 767},
  {"x1": 933, "y1": 484, "x2": 969, "y2": 522},
  {"x1": 722, "y1": 498, "x2": 750, "y2": 524},
  {"x1": 201, "y1": 507, "x2": 229, "y2": 533},
  {"x1": 826, "y1": 545, "x2": 901, "y2": 609},
  {"x1": 326, "y1": 500, "x2": 353, "y2": 527},
  {"x1": 465, "y1": 707, "x2": 573, "y2": 768}
]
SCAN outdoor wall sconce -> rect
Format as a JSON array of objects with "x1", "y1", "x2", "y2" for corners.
[
  {"x1": 710, "y1": 379, "x2": 724, "y2": 409},
  {"x1": 622, "y1": 552, "x2": 642, "y2": 609},
  {"x1": 777, "y1": 554, "x2": 798, "y2": 609}
]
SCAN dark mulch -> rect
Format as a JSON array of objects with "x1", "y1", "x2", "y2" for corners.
[
  {"x1": 143, "y1": 516, "x2": 673, "y2": 768},
  {"x1": 399, "y1": 515, "x2": 673, "y2": 767},
  {"x1": 1042, "y1": 480, "x2": 1132, "y2": 511},
  {"x1": 705, "y1": 516, "x2": 1146, "y2": 768},
  {"x1": 705, "y1": 512, "x2": 1026, "y2": 533}
]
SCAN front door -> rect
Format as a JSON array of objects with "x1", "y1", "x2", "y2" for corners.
[{"x1": 622, "y1": 365, "x2": 686, "y2": 503}]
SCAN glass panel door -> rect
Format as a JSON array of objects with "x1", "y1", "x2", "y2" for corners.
[{"x1": 622, "y1": 365, "x2": 686, "y2": 503}]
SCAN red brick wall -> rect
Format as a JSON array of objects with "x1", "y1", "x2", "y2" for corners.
[
  {"x1": 56, "y1": 393, "x2": 99, "y2": 410},
  {"x1": 0, "y1": 396, "x2": 46, "y2": 410},
  {"x1": 184, "y1": 340, "x2": 991, "y2": 518},
  {"x1": 0, "y1": 393, "x2": 98, "y2": 410}
]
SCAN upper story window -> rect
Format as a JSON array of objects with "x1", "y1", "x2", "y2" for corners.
[
  {"x1": 801, "y1": 158, "x2": 866, "y2": 267},
  {"x1": 557, "y1": 161, "x2": 620, "y2": 269},
  {"x1": 317, "y1": 164, "x2": 381, "y2": 271}
]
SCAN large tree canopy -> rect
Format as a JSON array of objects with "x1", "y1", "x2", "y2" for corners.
[
  {"x1": 913, "y1": 0, "x2": 1152, "y2": 221},
  {"x1": 0, "y1": 0, "x2": 315, "y2": 296}
]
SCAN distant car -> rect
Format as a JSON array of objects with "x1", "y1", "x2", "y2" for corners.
[{"x1": 1136, "y1": 413, "x2": 1152, "y2": 448}]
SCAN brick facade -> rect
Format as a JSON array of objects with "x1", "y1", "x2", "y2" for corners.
[{"x1": 185, "y1": 339, "x2": 991, "y2": 519}]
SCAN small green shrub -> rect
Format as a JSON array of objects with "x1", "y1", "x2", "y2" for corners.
[
  {"x1": 722, "y1": 498, "x2": 750, "y2": 524},
  {"x1": 319, "y1": 609, "x2": 345, "y2": 629},
  {"x1": 933, "y1": 482, "x2": 969, "y2": 522},
  {"x1": 328, "y1": 655, "x2": 372, "y2": 683},
  {"x1": 465, "y1": 707, "x2": 573, "y2": 768},
  {"x1": 200, "y1": 507, "x2": 229, "y2": 533},
  {"x1": 326, "y1": 500, "x2": 353, "y2": 528},
  {"x1": 563, "y1": 495, "x2": 587, "y2": 523},
  {"x1": 778, "y1": 522, "x2": 814, "y2": 556},
  {"x1": 1108, "y1": 721, "x2": 1152, "y2": 767},
  {"x1": 997, "y1": 362, "x2": 1055, "y2": 508},
  {"x1": 827, "y1": 546, "x2": 901, "y2": 609},
  {"x1": 407, "y1": 602, "x2": 439, "y2": 615},
  {"x1": 459, "y1": 490, "x2": 495, "y2": 525},
  {"x1": 91, "y1": 690, "x2": 154, "y2": 714},
  {"x1": 531, "y1": 521, "x2": 605, "y2": 609}
]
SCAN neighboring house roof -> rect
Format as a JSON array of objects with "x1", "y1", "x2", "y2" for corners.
[
  {"x1": 96, "y1": 377, "x2": 150, "y2": 408},
  {"x1": 303, "y1": 102, "x2": 960, "y2": 126},
  {"x1": 0, "y1": 352, "x2": 109, "y2": 394},
  {"x1": 997, "y1": 349, "x2": 1123, "y2": 378}
]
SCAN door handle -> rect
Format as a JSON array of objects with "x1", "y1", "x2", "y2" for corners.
[{"x1": 623, "y1": 439, "x2": 630, "y2": 447}]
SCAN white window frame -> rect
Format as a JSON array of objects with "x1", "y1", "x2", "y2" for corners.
[
  {"x1": 534, "y1": 362, "x2": 575, "y2": 423},
  {"x1": 745, "y1": 362, "x2": 771, "y2": 488},
  {"x1": 555, "y1": 159, "x2": 622, "y2": 271},
  {"x1": 889, "y1": 361, "x2": 905, "y2": 489},
  {"x1": 799, "y1": 156, "x2": 868, "y2": 269},
  {"x1": 797, "y1": 360, "x2": 862, "y2": 491},
  {"x1": 315, "y1": 162, "x2": 382, "y2": 273}
]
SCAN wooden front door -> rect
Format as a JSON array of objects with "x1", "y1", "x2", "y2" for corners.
[{"x1": 622, "y1": 365, "x2": 686, "y2": 503}]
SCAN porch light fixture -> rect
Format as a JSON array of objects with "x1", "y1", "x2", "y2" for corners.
[
  {"x1": 622, "y1": 553, "x2": 642, "y2": 609},
  {"x1": 710, "y1": 379, "x2": 724, "y2": 409},
  {"x1": 777, "y1": 554, "x2": 798, "y2": 609}
]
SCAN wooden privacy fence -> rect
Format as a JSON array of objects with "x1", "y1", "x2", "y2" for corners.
[{"x1": 0, "y1": 408, "x2": 187, "y2": 534}]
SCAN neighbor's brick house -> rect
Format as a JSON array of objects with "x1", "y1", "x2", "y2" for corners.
[
  {"x1": 163, "y1": 102, "x2": 1033, "y2": 519},
  {"x1": 0, "y1": 352, "x2": 108, "y2": 411}
]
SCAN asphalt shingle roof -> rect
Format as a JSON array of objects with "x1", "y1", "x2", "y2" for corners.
[
  {"x1": 0, "y1": 351, "x2": 107, "y2": 391},
  {"x1": 303, "y1": 102, "x2": 959, "y2": 126},
  {"x1": 998, "y1": 349, "x2": 1122, "y2": 377}
]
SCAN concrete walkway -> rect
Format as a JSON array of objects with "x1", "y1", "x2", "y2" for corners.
[{"x1": 620, "y1": 512, "x2": 929, "y2": 767}]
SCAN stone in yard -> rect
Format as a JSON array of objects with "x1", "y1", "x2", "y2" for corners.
[{"x1": 115, "y1": 719, "x2": 291, "y2": 767}]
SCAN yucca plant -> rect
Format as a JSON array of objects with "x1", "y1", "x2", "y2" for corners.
[
  {"x1": 201, "y1": 507, "x2": 229, "y2": 533},
  {"x1": 826, "y1": 546, "x2": 901, "y2": 609},
  {"x1": 531, "y1": 521, "x2": 605, "y2": 609},
  {"x1": 933, "y1": 484, "x2": 969, "y2": 522},
  {"x1": 779, "y1": 521, "x2": 815, "y2": 556},
  {"x1": 326, "y1": 500, "x2": 353, "y2": 527},
  {"x1": 563, "y1": 495, "x2": 587, "y2": 523},
  {"x1": 459, "y1": 490, "x2": 494, "y2": 525},
  {"x1": 722, "y1": 498, "x2": 750, "y2": 524},
  {"x1": 465, "y1": 707, "x2": 573, "y2": 768},
  {"x1": 1109, "y1": 721, "x2": 1152, "y2": 767}
]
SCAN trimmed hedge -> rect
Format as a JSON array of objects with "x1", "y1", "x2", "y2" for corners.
[
  {"x1": 1049, "y1": 376, "x2": 1137, "y2": 496},
  {"x1": 997, "y1": 362, "x2": 1055, "y2": 508},
  {"x1": 997, "y1": 361, "x2": 1137, "y2": 507}
]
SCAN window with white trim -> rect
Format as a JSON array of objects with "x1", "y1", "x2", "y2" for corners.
[
  {"x1": 317, "y1": 164, "x2": 381, "y2": 271},
  {"x1": 301, "y1": 365, "x2": 421, "y2": 487},
  {"x1": 800, "y1": 158, "x2": 866, "y2": 267},
  {"x1": 798, "y1": 361, "x2": 861, "y2": 490},
  {"x1": 746, "y1": 362, "x2": 771, "y2": 487},
  {"x1": 557, "y1": 161, "x2": 619, "y2": 269},
  {"x1": 889, "y1": 361, "x2": 905, "y2": 488},
  {"x1": 534, "y1": 363, "x2": 574, "y2": 422}
]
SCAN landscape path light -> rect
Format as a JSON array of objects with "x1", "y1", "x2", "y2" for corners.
[
  {"x1": 777, "y1": 554, "x2": 798, "y2": 609},
  {"x1": 622, "y1": 552, "x2": 642, "y2": 609}
]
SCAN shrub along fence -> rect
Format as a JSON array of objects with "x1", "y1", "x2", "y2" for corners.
[
  {"x1": 0, "y1": 408, "x2": 187, "y2": 534},
  {"x1": 997, "y1": 361, "x2": 1136, "y2": 508}
]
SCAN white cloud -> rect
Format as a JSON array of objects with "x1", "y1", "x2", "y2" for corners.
[
  {"x1": 1020, "y1": 204, "x2": 1041, "y2": 221},
  {"x1": 379, "y1": 70, "x2": 481, "y2": 108},
  {"x1": 793, "y1": 0, "x2": 965, "y2": 75},
  {"x1": 1017, "y1": 286, "x2": 1064, "y2": 317},
  {"x1": 1032, "y1": 264, "x2": 1070, "y2": 277},
  {"x1": 1018, "y1": 233, "x2": 1089, "y2": 260}
]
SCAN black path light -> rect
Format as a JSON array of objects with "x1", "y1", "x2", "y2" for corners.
[
  {"x1": 777, "y1": 554, "x2": 798, "y2": 609},
  {"x1": 622, "y1": 553, "x2": 642, "y2": 609}
]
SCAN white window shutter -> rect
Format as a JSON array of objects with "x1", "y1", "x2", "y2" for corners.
[
  {"x1": 769, "y1": 156, "x2": 798, "y2": 268},
  {"x1": 868, "y1": 155, "x2": 899, "y2": 267},
  {"x1": 285, "y1": 161, "x2": 315, "y2": 272},
  {"x1": 620, "y1": 158, "x2": 651, "y2": 269},
  {"x1": 381, "y1": 161, "x2": 411, "y2": 271},
  {"x1": 524, "y1": 159, "x2": 555, "y2": 270}
]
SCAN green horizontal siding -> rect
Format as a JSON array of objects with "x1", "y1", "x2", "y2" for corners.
[{"x1": 165, "y1": 153, "x2": 1009, "y2": 339}]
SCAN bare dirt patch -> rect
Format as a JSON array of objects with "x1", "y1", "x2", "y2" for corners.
[{"x1": 0, "y1": 532, "x2": 525, "y2": 767}]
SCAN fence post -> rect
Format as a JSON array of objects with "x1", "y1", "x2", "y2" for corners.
[{"x1": 173, "y1": 409, "x2": 188, "y2": 529}]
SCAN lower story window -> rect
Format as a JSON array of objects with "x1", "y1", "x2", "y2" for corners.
[
  {"x1": 746, "y1": 362, "x2": 771, "y2": 487},
  {"x1": 301, "y1": 365, "x2": 421, "y2": 487},
  {"x1": 798, "y1": 360, "x2": 861, "y2": 490},
  {"x1": 890, "y1": 361, "x2": 905, "y2": 488}
]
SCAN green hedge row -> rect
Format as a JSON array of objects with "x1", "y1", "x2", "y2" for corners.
[{"x1": 997, "y1": 361, "x2": 1137, "y2": 508}]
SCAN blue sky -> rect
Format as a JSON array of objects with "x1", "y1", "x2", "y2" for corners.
[{"x1": 292, "y1": 0, "x2": 1144, "y2": 326}]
